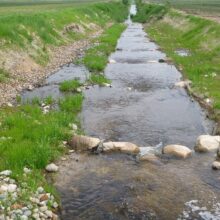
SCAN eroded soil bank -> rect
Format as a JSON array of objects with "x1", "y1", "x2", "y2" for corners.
[{"x1": 55, "y1": 6, "x2": 220, "y2": 220}]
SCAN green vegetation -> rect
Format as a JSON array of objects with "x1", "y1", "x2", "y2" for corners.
[
  {"x1": 135, "y1": 3, "x2": 220, "y2": 127},
  {"x1": 0, "y1": 93, "x2": 82, "y2": 197},
  {"x1": 0, "y1": 1, "x2": 128, "y2": 66},
  {"x1": 132, "y1": 0, "x2": 167, "y2": 23},
  {"x1": 88, "y1": 73, "x2": 111, "y2": 86},
  {"x1": 0, "y1": 0, "x2": 129, "y2": 206},
  {"x1": 83, "y1": 23, "x2": 126, "y2": 84},
  {"x1": 146, "y1": 0, "x2": 220, "y2": 14},
  {"x1": 59, "y1": 94, "x2": 83, "y2": 112},
  {"x1": 0, "y1": 68, "x2": 9, "y2": 82},
  {"x1": 59, "y1": 79, "x2": 82, "y2": 92},
  {"x1": 83, "y1": 24, "x2": 126, "y2": 72}
]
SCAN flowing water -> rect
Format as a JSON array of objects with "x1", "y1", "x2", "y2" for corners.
[{"x1": 23, "y1": 5, "x2": 220, "y2": 220}]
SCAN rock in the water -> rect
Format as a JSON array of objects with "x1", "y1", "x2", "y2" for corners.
[
  {"x1": 109, "y1": 59, "x2": 116, "y2": 64},
  {"x1": 45, "y1": 163, "x2": 58, "y2": 172},
  {"x1": 139, "y1": 153, "x2": 159, "y2": 163},
  {"x1": 158, "y1": 58, "x2": 165, "y2": 63},
  {"x1": 162, "y1": 144, "x2": 192, "y2": 159},
  {"x1": 212, "y1": 161, "x2": 220, "y2": 170},
  {"x1": 174, "y1": 80, "x2": 191, "y2": 88},
  {"x1": 102, "y1": 83, "x2": 111, "y2": 87},
  {"x1": 195, "y1": 135, "x2": 220, "y2": 152},
  {"x1": 68, "y1": 135, "x2": 101, "y2": 151},
  {"x1": 102, "y1": 142, "x2": 140, "y2": 154}
]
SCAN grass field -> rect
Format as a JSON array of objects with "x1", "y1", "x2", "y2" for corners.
[
  {"x1": 0, "y1": 0, "x2": 128, "y2": 70},
  {"x1": 146, "y1": 0, "x2": 220, "y2": 15},
  {"x1": 0, "y1": 0, "x2": 109, "y2": 15}
]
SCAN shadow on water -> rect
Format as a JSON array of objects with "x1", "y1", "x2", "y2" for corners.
[{"x1": 23, "y1": 5, "x2": 220, "y2": 220}]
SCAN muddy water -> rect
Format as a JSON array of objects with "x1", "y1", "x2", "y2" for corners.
[{"x1": 54, "y1": 7, "x2": 220, "y2": 220}]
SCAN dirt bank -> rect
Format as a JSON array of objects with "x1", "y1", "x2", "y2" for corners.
[{"x1": 0, "y1": 28, "x2": 102, "y2": 106}]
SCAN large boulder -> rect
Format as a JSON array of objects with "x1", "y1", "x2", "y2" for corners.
[
  {"x1": 195, "y1": 135, "x2": 220, "y2": 152},
  {"x1": 102, "y1": 142, "x2": 140, "y2": 154},
  {"x1": 162, "y1": 144, "x2": 192, "y2": 159},
  {"x1": 212, "y1": 161, "x2": 220, "y2": 170},
  {"x1": 68, "y1": 135, "x2": 101, "y2": 151}
]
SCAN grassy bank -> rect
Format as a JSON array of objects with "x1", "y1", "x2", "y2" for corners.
[
  {"x1": 133, "y1": 2, "x2": 220, "y2": 132},
  {"x1": 83, "y1": 23, "x2": 126, "y2": 85},
  {"x1": 0, "y1": 1, "x2": 128, "y2": 215},
  {"x1": 0, "y1": 1, "x2": 128, "y2": 67},
  {"x1": 145, "y1": 0, "x2": 220, "y2": 15}
]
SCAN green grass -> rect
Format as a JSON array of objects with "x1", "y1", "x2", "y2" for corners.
[
  {"x1": 145, "y1": 0, "x2": 220, "y2": 15},
  {"x1": 132, "y1": 0, "x2": 167, "y2": 23},
  {"x1": 0, "y1": 93, "x2": 83, "y2": 201},
  {"x1": 0, "y1": 0, "x2": 128, "y2": 208},
  {"x1": 136, "y1": 3, "x2": 220, "y2": 128},
  {"x1": 83, "y1": 23, "x2": 126, "y2": 73},
  {"x1": 59, "y1": 94, "x2": 84, "y2": 112},
  {"x1": 88, "y1": 73, "x2": 111, "y2": 86},
  {"x1": 59, "y1": 79, "x2": 82, "y2": 92},
  {"x1": 0, "y1": 68, "x2": 9, "y2": 83},
  {"x1": 0, "y1": 1, "x2": 128, "y2": 65}
]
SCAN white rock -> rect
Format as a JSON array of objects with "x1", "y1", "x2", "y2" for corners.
[
  {"x1": 7, "y1": 184, "x2": 17, "y2": 193},
  {"x1": 162, "y1": 144, "x2": 192, "y2": 159},
  {"x1": 102, "y1": 142, "x2": 140, "y2": 154},
  {"x1": 39, "y1": 212, "x2": 47, "y2": 218},
  {"x1": 39, "y1": 206, "x2": 47, "y2": 212},
  {"x1": 76, "y1": 88, "x2": 82, "y2": 93},
  {"x1": 205, "y1": 98, "x2": 211, "y2": 104},
  {"x1": 62, "y1": 141, "x2": 67, "y2": 145},
  {"x1": 37, "y1": 187, "x2": 44, "y2": 194},
  {"x1": 0, "y1": 170, "x2": 12, "y2": 176},
  {"x1": 27, "y1": 85, "x2": 34, "y2": 91},
  {"x1": 195, "y1": 135, "x2": 220, "y2": 152},
  {"x1": 20, "y1": 215, "x2": 28, "y2": 220},
  {"x1": 174, "y1": 80, "x2": 191, "y2": 88},
  {"x1": 102, "y1": 83, "x2": 111, "y2": 87},
  {"x1": 69, "y1": 123, "x2": 78, "y2": 131},
  {"x1": 45, "y1": 210, "x2": 53, "y2": 218},
  {"x1": 52, "y1": 202, "x2": 59, "y2": 209},
  {"x1": 212, "y1": 161, "x2": 220, "y2": 170},
  {"x1": 45, "y1": 163, "x2": 58, "y2": 172},
  {"x1": 109, "y1": 59, "x2": 116, "y2": 64},
  {"x1": 32, "y1": 213, "x2": 40, "y2": 219},
  {"x1": 68, "y1": 135, "x2": 101, "y2": 151},
  {"x1": 23, "y1": 167, "x2": 31, "y2": 174},
  {"x1": 30, "y1": 197, "x2": 40, "y2": 204},
  {"x1": 23, "y1": 210, "x2": 32, "y2": 216},
  {"x1": 7, "y1": 102, "x2": 13, "y2": 107},
  {"x1": 0, "y1": 185, "x2": 8, "y2": 192}
]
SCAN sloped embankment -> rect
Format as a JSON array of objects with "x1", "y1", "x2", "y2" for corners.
[{"x1": 0, "y1": 2, "x2": 128, "y2": 106}]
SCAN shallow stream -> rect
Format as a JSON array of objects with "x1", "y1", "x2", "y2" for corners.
[{"x1": 23, "y1": 5, "x2": 220, "y2": 220}]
